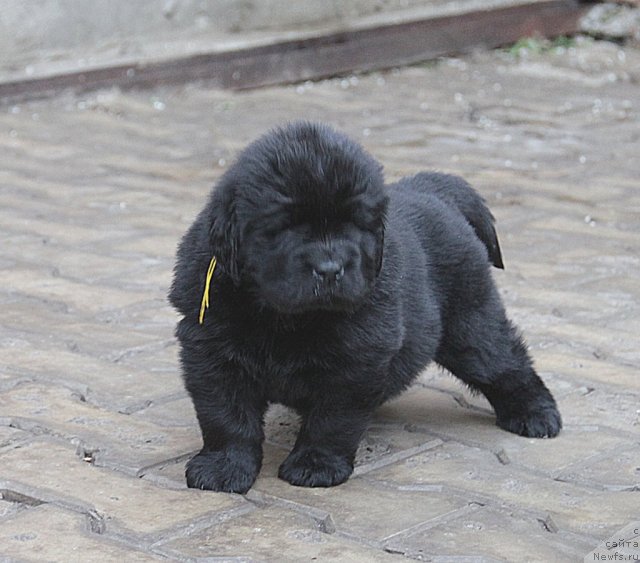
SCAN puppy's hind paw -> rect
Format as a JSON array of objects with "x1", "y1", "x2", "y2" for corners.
[
  {"x1": 186, "y1": 447, "x2": 260, "y2": 494},
  {"x1": 496, "y1": 402, "x2": 562, "y2": 438},
  {"x1": 278, "y1": 447, "x2": 353, "y2": 488}
]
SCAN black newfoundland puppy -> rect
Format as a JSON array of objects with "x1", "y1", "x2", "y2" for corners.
[{"x1": 169, "y1": 121, "x2": 561, "y2": 493}]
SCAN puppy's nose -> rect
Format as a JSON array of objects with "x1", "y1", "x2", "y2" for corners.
[{"x1": 313, "y1": 260, "x2": 344, "y2": 284}]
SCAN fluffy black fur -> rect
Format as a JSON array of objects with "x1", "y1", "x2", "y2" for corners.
[{"x1": 169, "y1": 121, "x2": 561, "y2": 493}]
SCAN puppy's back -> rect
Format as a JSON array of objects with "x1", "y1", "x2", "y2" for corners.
[{"x1": 394, "y1": 172, "x2": 503, "y2": 270}]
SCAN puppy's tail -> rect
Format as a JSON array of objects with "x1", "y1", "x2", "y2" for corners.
[{"x1": 405, "y1": 172, "x2": 504, "y2": 269}]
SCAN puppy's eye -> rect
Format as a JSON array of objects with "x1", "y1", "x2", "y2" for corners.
[
  {"x1": 292, "y1": 223, "x2": 312, "y2": 236},
  {"x1": 333, "y1": 222, "x2": 356, "y2": 237},
  {"x1": 263, "y1": 227, "x2": 282, "y2": 240}
]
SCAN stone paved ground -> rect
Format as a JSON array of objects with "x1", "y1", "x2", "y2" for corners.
[{"x1": 1, "y1": 37, "x2": 639, "y2": 562}]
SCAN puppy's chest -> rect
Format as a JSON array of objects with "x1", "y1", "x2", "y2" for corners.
[
  {"x1": 250, "y1": 329, "x2": 340, "y2": 374},
  {"x1": 233, "y1": 324, "x2": 347, "y2": 393}
]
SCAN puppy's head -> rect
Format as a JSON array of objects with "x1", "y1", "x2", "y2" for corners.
[{"x1": 208, "y1": 121, "x2": 387, "y2": 314}]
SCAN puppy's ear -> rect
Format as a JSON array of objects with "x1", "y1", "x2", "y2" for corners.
[
  {"x1": 374, "y1": 192, "x2": 388, "y2": 277},
  {"x1": 375, "y1": 223, "x2": 385, "y2": 277},
  {"x1": 207, "y1": 182, "x2": 241, "y2": 285}
]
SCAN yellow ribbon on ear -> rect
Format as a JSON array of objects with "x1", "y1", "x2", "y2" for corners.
[{"x1": 198, "y1": 256, "x2": 217, "y2": 325}]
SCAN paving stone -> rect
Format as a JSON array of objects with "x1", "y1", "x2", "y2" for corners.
[
  {"x1": 0, "y1": 336, "x2": 183, "y2": 410},
  {"x1": 384, "y1": 505, "x2": 596, "y2": 562},
  {"x1": 375, "y1": 384, "x2": 499, "y2": 441},
  {"x1": 375, "y1": 386, "x2": 635, "y2": 475},
  {"x1": 0, "y1": 499, "x2": 18, "y2": 519},
  {"x1": 0, "y1": 266, "x2": 149, "y2": 315},
  {"x1": 374, "y1": 387, "x2": 536, "y2": 457},
  {"x1": 0, "y1": 440, "x2": 245, "y2": 537},
  {"x1": 486, "y1": 425, "x2": 632, "y2": 475},
  {"x1": 252, "y1": 472, "x2": 470, "y2": 543},
  {"x1": 2, "y1": 236, "x2": 142, "y2": 284},
  {"x1": 141, "y1": 442, "x2": 288, "y2": 489},
  {"x1": 556, "y1": 446, "x2": 640, "y2": 492},
  {"x1": 559, "y1": 387, "x2": 640, "y2": 433},
  {"x1": 138, "y1": 401, "x2": 304, "y2": 450},
  {"x1": 0, "y1": 37, "x2": 638, "y2": 560},
  {"x1": 261, "y1": 403, "x2": 301, "y2": 449},
  {"x1": 416, "y1": 365, "x2": 579, "y2": 414},
  {"x1": 0, "y1": 504, "x2": 162, "y2": 562},
  {"x1": 353, "y1": 424, "x2": 444, "y2": 475},
  {"x1": 0, "y1": 372, "x2": 29, "y2": 391},
  {"x1": 132, "y1": 394, "x2": 196, "y2": 428},
  {"x1": 0, "y1": 425, "x2": 29, "y2": 449},
  {"x1": 157, "y1": 504, "x2": 403, "y2": 561},
  {"x1": 3, "y1": 305, "x2": 162, "y2": 361},
  {"x1": 541, "y1": 322, "x2": 637, "y2": 367},
  {"x1": 261, "y1": 402, "x2": 444, "y2": 472},
  {"x1": 139, "y1": 399, "x2": 443, "y2": 483},
  {"x1": 1, "y1": 383, "x2": 201, "y2": 473},
  {"x1": 533, "y1": 350, "x2": 639, "y2": 391},
  {"x1": 368, "y1": 440, "x2": 639, "y2": 539},
  {"x1": 139, "y1": 455, "x2": 191, "y2": 489}
]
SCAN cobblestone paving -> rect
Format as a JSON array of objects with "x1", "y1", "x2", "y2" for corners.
[{"x1": 1, "y1": 38, "x2": 639, "y2": 562}]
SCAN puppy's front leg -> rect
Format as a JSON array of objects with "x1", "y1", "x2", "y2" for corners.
[
  {"x1": 279, "y1": 401, "x2": 372, "y2": 488},
  {"x1": 182, "y1": 357, "x2": 267, "y2": 493}
]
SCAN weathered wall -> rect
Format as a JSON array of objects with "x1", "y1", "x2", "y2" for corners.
[
  {"x1": 0, "y1": 0, "x2": 441, "y2": 67},
  {"x1": 1, "y1": 0, "x2": 593, "y2": 89}
]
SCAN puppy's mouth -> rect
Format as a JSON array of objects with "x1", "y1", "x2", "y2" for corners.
[
  {"x1": 297, "y1": 293, "x2": 361, "y2": 314},
  {"x1": 312, "y1": 272, "x2": 344, "y2": 298},
  {"x1": 312, "y1": 289, "x2": 350, "y2": 310},
  {"x1": 261, "y1": 282, "x2": 364, "y2": 315}
]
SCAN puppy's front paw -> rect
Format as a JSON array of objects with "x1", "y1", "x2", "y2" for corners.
[
  {"x1": 497, "y1": 401, "x2": 562, "y2": 438},
  {"x1": 278, "y1": 447, "x2": 353, "y2": 487},
  {"x1": 186, "y1": 446, "x2": 261, "y2": 493}
]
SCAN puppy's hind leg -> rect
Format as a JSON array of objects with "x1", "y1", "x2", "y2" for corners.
[{"x1": 435, "y1": 305, "x2": 561, "y2": 438}]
